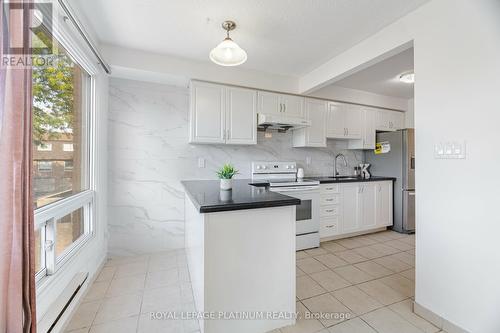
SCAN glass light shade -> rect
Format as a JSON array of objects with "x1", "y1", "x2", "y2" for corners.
[
  {"x1": 209, "y1": 38, "x2": 247, "y2": 66},
  {"x1": 399, "y1": 72, "x2": 415, "y2": 83}
]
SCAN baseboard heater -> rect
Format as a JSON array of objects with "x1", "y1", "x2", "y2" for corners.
[{"x1": 38, "y1": 272, "x2": 89, "y2": 333}]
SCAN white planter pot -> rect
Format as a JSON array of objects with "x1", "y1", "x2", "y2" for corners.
[
  {"x1": 219, "y1": 189, "x2": 233, "y2": 202},
  {"x1": 220, "y1": 178, "x2": 233, "y2": 190}
]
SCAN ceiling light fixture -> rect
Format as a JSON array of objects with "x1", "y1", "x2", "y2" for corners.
[
  {"x1": 399, "y1": 71, "x2": 415, "y2": 84},
  {"x1": 209, "y1": 20, "x2": 247, "y2": 67}
]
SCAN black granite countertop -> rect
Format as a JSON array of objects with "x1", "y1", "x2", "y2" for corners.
[
  {"x1": 308, "y1": 176, "x2": 396, "y2": 184},
  {"x1": 181, "y1": 179, "x2": 300, "y2": 213}
]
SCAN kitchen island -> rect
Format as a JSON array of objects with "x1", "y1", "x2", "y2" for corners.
[{"x1": 182, "y1": 179, "x2": 300, "y2": 333}]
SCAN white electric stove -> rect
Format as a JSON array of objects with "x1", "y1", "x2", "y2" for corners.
[{"x1": 252, "y1": 161, "x2": 320, "y2": 250}]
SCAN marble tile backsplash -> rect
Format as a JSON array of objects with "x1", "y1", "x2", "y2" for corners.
[{"x1": 108, "y1": 78, "x2": 365, "y2": 256}]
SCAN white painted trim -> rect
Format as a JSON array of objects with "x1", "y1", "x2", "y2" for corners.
[
  {"x1": 413, "y1": 302, "x2": 470, "y2": 333},
  {"x1": 37, "y1": 272, "x2": 88, "y2": 333},
  {"x1": 34, "y1": 190, "x2": 94, "y2": 228},
  {"x1": 320, "y1": 226, "x2": 387, "y2": 242}
]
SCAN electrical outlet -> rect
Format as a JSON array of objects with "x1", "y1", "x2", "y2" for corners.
[
  {"x1": 264, "y1": 132, "x2": 272, "y2": 139},
  {"x1": 306, "y1": 156, "x2": 312, "y2": 165},
  {"x1": 198, "y1": 157, "x2": 206, "y2": 168}
]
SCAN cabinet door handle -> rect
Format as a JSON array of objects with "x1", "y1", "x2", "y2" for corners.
[
  {"x1": 326, "y1": 225, "x2": 334, "y2": 228},
  {"x1": 279, "y1": 103, "x2": 282, "y2": 112},
  {"x1": 283, "y1": 103, "x2": 286, "y2": 112},
  {"x1": 325, "y1": 198, "x2": 334, "y2": 202},
  {"x1": 325, "y1": 209, "x2": 334, "y2": 213}
]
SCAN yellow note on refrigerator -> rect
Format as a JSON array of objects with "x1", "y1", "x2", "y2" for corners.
[{"x1": 374, "y1": 141, "x2": 391, "y2": 154}]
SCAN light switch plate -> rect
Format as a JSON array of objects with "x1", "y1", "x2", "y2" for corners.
[{"x1": 434, "y1": 141, "x2": 466, "y2": 159}]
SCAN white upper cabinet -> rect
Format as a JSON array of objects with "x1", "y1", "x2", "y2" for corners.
[
  {"x1": 326, "y1": 102, "x2": 346, "y2": 138},
  {"x1": 326, "y1": 102, "x2": 362, "y2": 139},
  {"x1": 391, "y1": 111, "x2": 404, "y2": 130},
  {"x1": 293, "y1": 98, "x2": 327, "y2": 147},
  {"x1": 281, "y1": 94, "x2": 305, "y2": 117},
  {"x1": 226, "y1": 87, "x2": 257, "y2": 145},
  {"x1": 189, "y1": 81, "x2": 256, "y2": 145},
  {"x1": 258, "y1": 91, "x2": 281, "y2": 115},
  {"x1": 375, "y1": 109, "x2": 405, "y2": 131},
  {"x1": 348, "y1": 108, "x2": 376, "y2": 150},
  {"x1": 189, "y1": 81, "x2": 225, "y2": 144},
  {"x1": 344, "y1": 105, "x2": 362, "y2": 139},
  {"x1": 257, "y1": 91, "x2": 304, "y2": 117}
]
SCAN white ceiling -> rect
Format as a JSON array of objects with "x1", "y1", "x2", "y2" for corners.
[
  {"x1": 72, "y1": 0, "x2": 429, "y2": 77},
  {"x1": 333, "y1": 48, "x2": 414, "y2": 98}
]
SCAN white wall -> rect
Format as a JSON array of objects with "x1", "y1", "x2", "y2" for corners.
[
  {"x1": 311, "y1": 85, "x2": 409, "y2": 111},
  {"x1": 107, "y1": 78, "x2": 364, "y2": 256},
  {"x1": 101, "y1": 44, "x2": 299, "y2": 93},
  {"x1": 298, "y1": 1, "x2": 500, "y2": 332}
]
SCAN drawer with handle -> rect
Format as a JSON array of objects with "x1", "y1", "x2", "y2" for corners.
[
  {"x1": 321, "y1": 194, "x2": 340, "y2": 206},
  {"x1": 321, "y1": 184, "x2": 340, "y2": 194},
  {"x1": 320, "y1": 217, "x2": 339, "y2": 237},
  {"x1": 320, "y1": 205, "x2": 340, "y2": 217}
]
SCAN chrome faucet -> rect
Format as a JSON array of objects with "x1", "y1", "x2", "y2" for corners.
[{"x1": 334, "y1": 153, "x2": 348, "y2": 177}]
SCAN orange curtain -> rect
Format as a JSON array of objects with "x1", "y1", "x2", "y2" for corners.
[{"x1": 0, "y1": 0, "x2": 37, "y2": 332}]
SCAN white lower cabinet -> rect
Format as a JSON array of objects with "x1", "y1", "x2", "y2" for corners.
[
  {"x1": 375, "y1": 181, "x2": 393, "y2": 227},
  {"x1": 341, "y1": 183, "x2": 362, "y2": 234},
  {"x1": 319, "y1": 181, "x2": 393, "y2": 239}
]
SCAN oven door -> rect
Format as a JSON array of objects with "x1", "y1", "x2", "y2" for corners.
[{"x1": 272, "y1": 186, "x2": 320, "y2": 235}]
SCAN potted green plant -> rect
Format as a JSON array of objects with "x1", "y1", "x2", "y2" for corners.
[{"x1": 216, "y1": 163, "x2": 238, "y2": 190}]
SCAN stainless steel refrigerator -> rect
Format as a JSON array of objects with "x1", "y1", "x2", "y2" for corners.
[{"x1": 365, "y1": 129, "x2": 415, "y2": 233}]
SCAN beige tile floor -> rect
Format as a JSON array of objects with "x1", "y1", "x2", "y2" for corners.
[{"x1": 66, "y1": 230, "x2": 445, "y2": 333}]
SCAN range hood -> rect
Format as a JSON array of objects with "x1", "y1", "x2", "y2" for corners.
[{"x1": 257, "y1": 113, "x2": 311, "y2": 132}]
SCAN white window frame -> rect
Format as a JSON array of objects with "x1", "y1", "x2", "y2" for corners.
[{"x1": 33, "y1": 11, "x2": 98, "y2": 287}]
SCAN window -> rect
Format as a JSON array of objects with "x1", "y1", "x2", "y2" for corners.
[
  {"x1": 63, "y1": 143, "x2": 74, "y2": 152},
  {"x1": 33, "y1": 26, "x2": 94, "y2": 283},
  {"x1": 55, "y1": 208, "x2": 84, "y2": 257},
  {"x1": 37, "y1": 143, "x2": 52, "y2": 151},
  {"x1": 38, "y1": 161, "x2": 53, "y2": 171},
  {"x1": 64, "y1": 160, "x2": 73, "y2": 170}
]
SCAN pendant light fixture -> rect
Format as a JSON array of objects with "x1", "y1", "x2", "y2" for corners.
[
  {"x1": 399, "y1": 71, "x2": 415, "y2": 83},
  {"x1": 209, "y1": 20, "x2": 247, "y2": 66}
]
